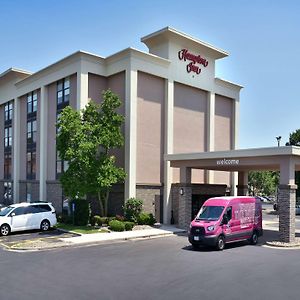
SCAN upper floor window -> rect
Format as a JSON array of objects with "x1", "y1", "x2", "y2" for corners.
[
  {"x1": 57, "y1": 77, "x2": 70, "y2": 106},
  {"x1": 4, "y1": 153, "x2": 12, "y2": 179},
  {"x1": 27, "y1": 120, "x2": 37, "y2": 144},
  {"x1": 27, "y1": 91, "x2": 38, "y2": 114},
  {"x1": 4, "y1": 101, "x2": 13, "y2": 122},
  {"x1": 26, "y1": 150, "x2": 36, "y2": 180},
  {"x1": 4, "y1": 126, "x2": 12, "y2": 148}
]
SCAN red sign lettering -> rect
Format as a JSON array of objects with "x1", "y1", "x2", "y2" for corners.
[{"x1": 178, "y1": 49, "x2": 208, "y2": 76}]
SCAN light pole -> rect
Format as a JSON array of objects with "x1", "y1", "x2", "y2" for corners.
[{"x1": 276, "y1": 136, "x2": 281, "y2": 147}]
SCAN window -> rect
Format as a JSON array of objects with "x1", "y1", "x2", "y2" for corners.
[
  {"x1": 4, "y1": 101, "x2": 13, "y2": 122},
  {"x1": 56, "y1": 77, "x2": 70, "y2": 179},
  {"x1": 226, "y1": 207, "x2": 232, "y2": 221},
  {"x1": 57, "y1": 77, "x2": 70, "y2": 107},
  {"x1": 12, "y1": 207, "x2": 27, "y2": 216},
  {"x1": 4, "y1": 126, "x2": 12, "y2": 148},
  {"x1": 26, "y1": 183, "x2": 32, "y2": 202},
  {"x1": 27, "y1": 120, "x2": 37, "y2": 144},
  {"x1": 3, "y1": 181, "x2": 12, "y2": 204},
  {"x1": 26, "y1": 151, "x2": 36, "y2": 180},
  {"x1": 27, "y1": 91, "x2": 38, "y2": 114},
  {"x1": 4, "y1": 153, "x2": 12, "y2": 179},
  {"x1": 37, "y1": 204, "x2": 52, "y2": 212},
  {"x1": 26, "y1": 91, "x2": 37, "y2": 179}
]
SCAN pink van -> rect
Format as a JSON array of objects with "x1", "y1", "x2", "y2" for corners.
[{"x1": 188, "y1": 196, "x2": 263, "y2": 250}]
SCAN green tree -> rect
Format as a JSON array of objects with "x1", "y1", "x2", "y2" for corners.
[
  {"x1": 287, "y1": 129, "x2": 300, "y2": 146},
  {"x1": 287, "y1": 129, "x2": 300, "y2": 199},
  {"x1": 56, "y1": 90, "x2": 126, "y2": 216},
  {"x1": 248, "y1": 171, "x2": 279, "y2": 196}
]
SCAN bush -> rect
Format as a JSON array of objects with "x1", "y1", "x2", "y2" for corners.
[
  {"x1": 123, "y1": 198, "x2": 143, "y2": 223},
  {"x1": 109, "y1": 220, "x2": 125, "y2": 232},
  {"x1": 108, "y1": 217, "x2": 116, "y2": 223},
  {"x1": 137, "y1": 212, "x2": 156, "y2": 226},
  {"x1": 93, "y1": 215, "x2": 102, "y2": 226},
  {"x1": 100, "y1": 217, "x2": 109, "y2": 225},
  {"x1": 70, "y1": 199, "x2": 90, "y2": 226},
  {"x1": 124, "y1": 221, "x2": 135, "y2": 231},
  {"x1": 116, "y1": 214, "x2": 125, "y2": 222}
]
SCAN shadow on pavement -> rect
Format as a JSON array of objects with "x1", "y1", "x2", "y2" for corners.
[{"x1": 181, "y1": 229, "x2": 300, "y2": 252}]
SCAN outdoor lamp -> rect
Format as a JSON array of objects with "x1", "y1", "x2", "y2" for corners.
[{"x1": 180, "y1": 188, "x2": 184, "y2": 196}]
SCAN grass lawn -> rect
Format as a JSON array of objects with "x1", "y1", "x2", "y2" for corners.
[{"x1": 56, "y1": 222, "x2": 109, "y2": 234}]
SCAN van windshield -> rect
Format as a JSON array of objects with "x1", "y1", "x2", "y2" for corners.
[
  {"x1": 196, "y1": 206, "x2": 224, "y2": 221},
  {"x1": 0, "y1": 206, "x2": 14, "y2": 217}
]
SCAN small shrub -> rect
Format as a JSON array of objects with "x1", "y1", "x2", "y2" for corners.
[
  {"x1": 116, "y1": 214, "x2": 125, "y2": 222},
  {"x1": 100, "y1": 217, "x2": 109, "y2": 225},
  {"x1": 123, "y1": 198, "x2": 143, "y2": 223},
  {"x1": 93, "y1": 215, "x2": 102, "y2": 226},
  {"x1": 108, "y1": 217, "x2": 116, "y2": 223},
  {"x1": 137, "y1": 212, "x2": 156, "y2": 226},
  {"x1": 109, "y1": 220, "x2": 125, "y2": 232},
  {"x1": 124, "y1": 221, "x2": 135, "y2": 231},
  {"x1": 57, "y1": 215, "x2": 63, "y2": 223}
]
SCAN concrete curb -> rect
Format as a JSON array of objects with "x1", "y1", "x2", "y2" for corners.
[{"x1": 3, "y1": 227, "x2": 187, "y2": 252}]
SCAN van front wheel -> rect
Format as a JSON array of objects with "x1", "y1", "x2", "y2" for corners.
[
  {"x1": 249, "y1": 231, "x2": 258, "y2": 245},
  {"x1": 216, "y1": 235, "x2": 225, "y2": 251},
  {"x1": 0, "y1": 224, "x2": 10, "y2": 236}
]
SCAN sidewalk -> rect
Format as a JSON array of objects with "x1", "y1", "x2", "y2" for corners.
[
  {"x1": 1, "y1": 225, "x2": 186, "y2": 251},
  {"x1": 60, "y1": 225, "x2": 186, "y2": 245}
]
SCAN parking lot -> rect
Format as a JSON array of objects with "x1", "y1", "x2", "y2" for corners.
[
  {"x1": 0, "y1": 228, "x2": 77, "y2": 250},
  {"x1": 0, "y1": 204, "x2": 299, "y2": 251}
]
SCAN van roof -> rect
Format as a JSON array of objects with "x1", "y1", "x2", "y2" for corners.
[
  {"x1": 204, "y1": 196, "x2": 257, "y2": 205},
  {"x1": 9, "y1": 202, "x2": 52, "y2": 208}
]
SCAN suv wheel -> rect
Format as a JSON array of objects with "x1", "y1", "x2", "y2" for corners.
[
  {"x1": 0, "y1": 224, "x2": 11, "y2": 236},
  {"x1": 40, "y1": 220, "x2": 50, "y2": 232}
]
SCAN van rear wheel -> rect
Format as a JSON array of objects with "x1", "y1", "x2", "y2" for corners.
[
  {"x1": 40, "y1": 220, "x2": 50, "y2": 232},
  {"x1": 249, "y1": 231, "x2": 258, "y2": 245},
  {"x1": 216, "y1": 235, "x2": 225, "y2": 251}
]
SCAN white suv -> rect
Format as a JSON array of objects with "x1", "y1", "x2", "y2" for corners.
[{"x1": 0, "y1": 202, "x2": 57, "y2": 236}]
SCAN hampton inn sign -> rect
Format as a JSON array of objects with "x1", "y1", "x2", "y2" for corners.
[{"x1": 178, "y1": 48, "x2": 209, "y2": 75}]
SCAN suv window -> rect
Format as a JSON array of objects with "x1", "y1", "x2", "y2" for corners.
[
  {"x1": 37, "y1": 204, "x2": 52, "y2": 212},
  {"x1": 12, "y1": 207, "x2": 28, "y2": 216},
  {"x1": 26, "y1": 206, "x2": 40, "y2": 214}
]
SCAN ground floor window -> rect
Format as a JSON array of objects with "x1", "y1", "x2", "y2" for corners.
[
  {"x1": 26, "y1": 182, "x2": 32, "y2": 202},
  {"x1": 3, "y1": 181, "x2": 12, "y2": 204}
]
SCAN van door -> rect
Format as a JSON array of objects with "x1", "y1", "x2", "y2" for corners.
[
  {"x1": 222, "y1": 206, "x2": 233, "y2": 240},
  {"x1": 10, "y1": 207, "x2": 29, "y2": 230},
  {"x1": 26, "y1": 205, "x2": 41, "y2": 229}
]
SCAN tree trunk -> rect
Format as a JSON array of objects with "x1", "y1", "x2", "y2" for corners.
[
  {"x1": 104, "y1": 190, "x2": 110, "y2": 217},
  {"x1": 98, "y1": 192, "x2": 104, "y2": 217}
]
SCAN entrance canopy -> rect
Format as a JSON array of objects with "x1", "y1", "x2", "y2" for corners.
[
  {"x1": 166, "y1": 146, "x2": 300, "y2": 185},
  {"x1": 165, "y1": 146, "x2": 300, "y2": 243}
]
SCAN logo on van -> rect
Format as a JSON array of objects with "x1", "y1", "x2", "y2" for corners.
[
  {"x1": 178, "y1": 49, "x2": 208, "y2": 75},
  {"x1": 216, "y1": 158, "x2": 240, "y2": 166}
]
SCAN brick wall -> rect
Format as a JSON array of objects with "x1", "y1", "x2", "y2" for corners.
[
  {"x1": 46, "y1": 181, "x2": 63, "y2": 213},
  {"x1": 278, "y1": 184, "x2": 297, "y2": 243},
  {"x1": 172, "y1": 183, "x2": 227, "y2": 227}
]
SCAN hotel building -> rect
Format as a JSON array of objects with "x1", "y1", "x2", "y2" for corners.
[{"x1": 0, "y1": 27, "x2": 241, "y2": 225}]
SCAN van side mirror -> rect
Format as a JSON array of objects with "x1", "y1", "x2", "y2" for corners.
[
  {"x1": 222, "y1": 214, "x2": 228, "y2": 225},
  {"x1": 10, "y1": 212, "x2": 15, "y2": 217}
]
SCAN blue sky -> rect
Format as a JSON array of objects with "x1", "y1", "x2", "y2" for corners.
[{"x1": 1, "y1": 0, "x2": 299, "y2": 149}]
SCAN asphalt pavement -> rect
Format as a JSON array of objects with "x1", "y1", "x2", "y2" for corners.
[{"x1": 0, "y1": 231, "x2": 300, "y2": 300}]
